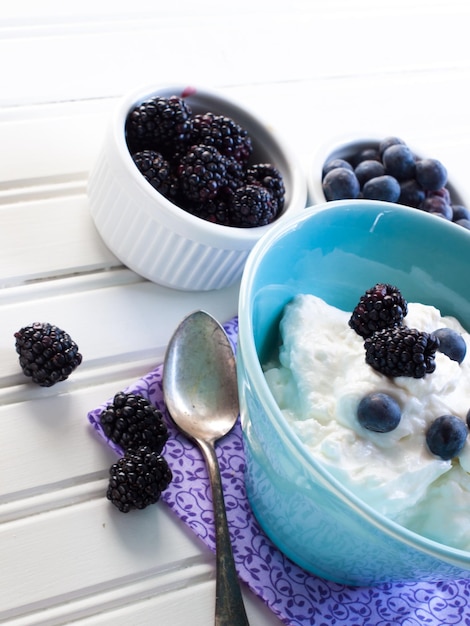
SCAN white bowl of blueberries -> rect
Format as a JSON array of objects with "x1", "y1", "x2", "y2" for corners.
[
  {"x1": 308, "y1": 135, "x2": 470, "y2": 228},
  {"x1": 87, "y1": 84, "x2": 307, "y2": 291}
]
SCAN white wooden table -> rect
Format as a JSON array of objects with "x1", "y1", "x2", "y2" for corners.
[{"x1": 1, "y1": 2, "x2": 470, "y2": 624}]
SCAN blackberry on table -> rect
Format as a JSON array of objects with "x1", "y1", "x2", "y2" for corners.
[
  {"x1": 126, "y1": 95, "x2": 193, "y2": 154},
  {"x1": 107, "y1": 446, "x2": 172, "y2": 513},
  {"x1": 100, "y1": 392, "x2": 169, "y2": 454},
  {"x1": 177, "y1": 144, "x2": 228, "y2": 202},
  {"x1": 245, "y1": 163, "x2": 285, "y2": 211},
  {"x1": 14, "y1": 322, "x2": 82, "y2": 387},
  {"x1": 190, "y1": 112, "x2": 253, "y2": 164},
  {"x1": 364, "y1": 326, "x2": 439, "y2": 378},
  {"x1": 349, "y1": 283, "x2": 408, "y2": 338},
  {"x1": 229, "y1": 184, "x2": 278, "y2": 227}
]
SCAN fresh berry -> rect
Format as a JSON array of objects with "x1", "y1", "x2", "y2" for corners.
[
  {"x1": 357, "y1": 392, "x2": 401, "y2": 433},
  {"x1": 221, "y1": 157, "x2": 245, "y2": 197},
  {"x1": 245, "y1": 163, "x2": 285, "y2": 211},
  {"x1": 452, "y1": 205, "x2": 470, "y2": 222},
  {"x1": 382, "y1": 144, "x2": 416, "y2": 181},
  {"x1": 420, "y1": 195, "x2": 453, "y2": 220},
  {"x1": 433, "y1": 328, "x2": 467, "y2": 363},
  {"x1": 349, "y1": 283, "x2": 408, "y2": 338},
  {"x1": 378, "y1": 136, "x2": 406, "y2": 156},
  {"x1": 354, "y1": 159, "x2": 385, "y2": 186},
  {"x1": 178, "y1": 144, "x2": 227, "y2": 202},
  {"x1": 364, "y1": 326, "x2": 439, "y2": 378},
  {"x1": 100, "y1": 392, "x2": 169, "y2": 454},
  {"x1": 362, "y1": 175, "x2": 401, "y2": 202},
  {"x1": 229, "y1": 184, "x2": 278, "y2": 227},
  {"x1": 415, "y1": 158, "x2": 448, "y2": 192},
  {"x1": 398, "y1": 179, "x2": 425, "y2": 208},
  {"x1": 355, "y1": 147, "x2": 381, "y2": 164},
  {"x1": 126, "y1": 95, "x2": 193, "y2": 154},
  {"x1": 322, "y1": 158, "x2": 354, "y2": 176},
  {"x1": 190, "y1": 112, "x2": 252, "y2": 163},
  {"x1": 189, "y1": 198, "x2": 231, "y2": 225},
  {"x1": 425, "y1": 415, "x2": 467, "y2": 460},
  {"x1": 131, "y1": 150, "x2": 171, "y2": 195},
  {"x1": 107, "y1": 446, "x2": 172, "y2": 513},
  {"x1": 322, "y1": 167, "x2": 360, "y2": 200},
  {"x1": 14, "y1": 322, "x2": 82, "y2": 387}
]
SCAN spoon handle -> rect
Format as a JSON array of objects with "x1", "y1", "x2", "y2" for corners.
[{"x1": 198, "y1": 439, "x2": 250, "y2": 626}]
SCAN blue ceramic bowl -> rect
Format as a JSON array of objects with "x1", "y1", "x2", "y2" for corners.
[{"x1": 237, "y1": 199, "x2": 470, "y2": 586}]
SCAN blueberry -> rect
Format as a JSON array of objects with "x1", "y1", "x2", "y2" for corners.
[
  {"x1": 398, "y1": 179, "x2": 425, "y2": 208},
  {"x1": 357, "y1": 392, "x2": 401, "y2": 433},
  {"x1": 378, "y1": 136, "x2": 406, "y2": 157},
  {"x1": 322, "y1": 158, "x2": 354, "y2": 177},
  {"x1": 429, "y1": 187, "x2": 451, "y2": 203},
  {"x1": 425, "y1": 415, "x2": 467, "y2": 460},
  {"x1": 420, "y1": 196, "x2": 453, "y2": 220},
  {"x1": 382, "y1": 144, "x2": 416, "y2": 181},
  {"x1": 452, "y1": 204, "x2": 470, "y2": 222},
  {"x1": 355, "y1": 147, "x2": 381, "y2": 164},
  {"x1": 362, "y1": 175, "x2": 401, "y2": 202},
  {"x1": 415, "y1": 158, "x2": 448, "y2": 191},
  {"x1": 456, "y1": 218, "x2": 470, "y2": 230},
  {"x1": 354, "y1": 160, "x2": 385, "y2": 186},
  {"x1": 322, "y1": 167, "x2": 360, "y2": 200},
  {"x1": 433, "y1": 327, "x2": 467, "y2": 363}
]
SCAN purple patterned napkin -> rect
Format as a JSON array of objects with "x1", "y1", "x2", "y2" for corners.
[{"x1": 88, "y1": 317, "x2": 470, "y2": 626}]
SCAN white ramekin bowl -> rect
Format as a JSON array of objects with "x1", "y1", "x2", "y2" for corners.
[{"x1": 87, "y1": 84, "x2": 307, "y2": 291}]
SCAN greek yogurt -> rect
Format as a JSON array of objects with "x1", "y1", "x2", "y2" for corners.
[{"x1": 264, "y1": 293, "x2": 470, "y2": 550}]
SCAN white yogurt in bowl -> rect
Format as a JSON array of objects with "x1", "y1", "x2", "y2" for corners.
[{"x1": 264, "y1": 293, "x2": 470, "y2": 550}]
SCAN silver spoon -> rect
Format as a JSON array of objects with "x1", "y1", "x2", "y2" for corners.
[{"x1": 163, "y1": 310, "x2": 250, "y2": 626}]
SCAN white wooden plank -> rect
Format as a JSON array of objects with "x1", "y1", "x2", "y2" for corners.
[
  {"x1": 0, "y1": 273, "x2": 240, "y2": 384},
  {"x1": 0, "y1": 496, "x2": 281, "y2": 625},
  {"x1": 0, "y1": 194, "x2": 119, "y2": 286},
  {"x1": 0, "y1": 3, "x2": 469, "y2": 107}
]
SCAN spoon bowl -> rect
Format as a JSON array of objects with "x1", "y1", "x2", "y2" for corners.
[{"x1": 163, "y1": 310, "x2": 249, "y2": 626}]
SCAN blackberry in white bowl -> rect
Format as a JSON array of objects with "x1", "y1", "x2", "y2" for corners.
[{"x1": 88, "y1": 84, "x2": 307, "y2": 291}]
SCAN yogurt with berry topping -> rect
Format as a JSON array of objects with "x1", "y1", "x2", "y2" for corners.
[{"x1": 264, "y1": 293, "x2": 470, "y2": 550}]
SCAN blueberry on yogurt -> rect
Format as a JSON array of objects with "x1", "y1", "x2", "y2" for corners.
[
  {"x1": 357, "y1": 392, "x2": 402, "y2": 433},
  {"x1": 433, "y1": 327, "x2": 467, "y2": 364},
  {"x1": 426, "y1": 415, "x2": 468, "y2": 460}
]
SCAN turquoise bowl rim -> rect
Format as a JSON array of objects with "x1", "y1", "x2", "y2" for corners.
[{"x1": 238, "y1": 198, "x2": 470, "y2": 568}]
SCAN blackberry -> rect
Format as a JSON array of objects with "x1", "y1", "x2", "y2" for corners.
[
  {"x1": 188, "y1": 198, "x2": 231, "y2": 226},
  {"x1": 190, "y1": 112, "x2": 253, "y2": 163},
  {"x1": 229, "y1": 184, "x2": 278, "y2": 227},
  {"x1": 125, "y1": 95, "x2": 193, "y2": 153},
  {"x1": 349, "y1": 283, "x2": 408, "y2": 338},
  {"x1": 131, "y1": 150, "x2": 172, "y2": 195},
  {"x1": 245, "y1": 163, "x2": 285, "y2": 211},
  {"x1": 177, "y1": 144, "x2": 228, "y2": 202},
  {"x1": 107, "y1": 446, "x2": 172, "y2": 513},
  {"x1": 100, "y1": 392, "x2": 169, "y2": 454},
  {"x1": 14, "y1": 322, "x2": 82, "y2": 387},
  {"x1": 364, "y1": 326, "x2": 439, "y2": 378},
  {"x1": 221, "y1": 157, "x2": 245, "y2": 198}
]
